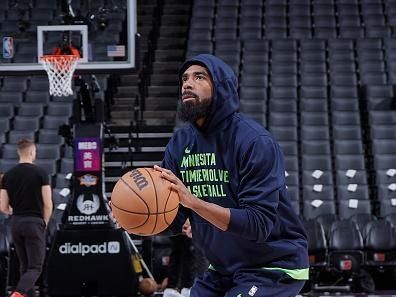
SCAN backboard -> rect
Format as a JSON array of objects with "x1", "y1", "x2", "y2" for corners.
[{"x1": 0, "y1": 0, "x2": 137, "y2": 75}]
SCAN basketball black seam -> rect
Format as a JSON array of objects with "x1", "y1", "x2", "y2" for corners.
[
  {"x1": 120, "y1": 176, "x2": 150, "y2": 212},
  {"x1": 144, "y1": 168, "x2": 159, "y2": 234},
  {"x1": 119, "y1": 175, "x2": 150, "y2": 226},
  {"x1": 112, "y1": 201, "x2": 179, "y2": 215},
  {"x1": 112, "y1": 202, "x2": 178, "y2": 233},
  {"x1": 163, "y1": 188, "x2": 173, "y2": 226},
  {"x1": 111, "y1": 202, "x2": 149, "y2": 229}
]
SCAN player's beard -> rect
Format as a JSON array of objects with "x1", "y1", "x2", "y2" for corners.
[{"x1": 178, "y1": 96, "x2": 212, "y2": 123}]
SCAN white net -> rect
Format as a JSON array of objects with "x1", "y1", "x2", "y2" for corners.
[{"x1": 39, "y1": 55, "x2": 79, "y2": 97}]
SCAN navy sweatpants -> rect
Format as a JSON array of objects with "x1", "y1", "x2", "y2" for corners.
[{"x1": 190, "y1": 268, "x2": 305, "y2": 297}]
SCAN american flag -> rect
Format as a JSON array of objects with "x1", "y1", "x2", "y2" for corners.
[{"x1": 107, "y1": 45, "x2": 126, "y2": 57}]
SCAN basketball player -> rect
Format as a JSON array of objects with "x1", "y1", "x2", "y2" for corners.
[
  {"x1": 155, "y1": 54, "x2": 309, "y2": 297},
  {"x1": 0, "y1": 139, "x2": 53, "y2": 297}
]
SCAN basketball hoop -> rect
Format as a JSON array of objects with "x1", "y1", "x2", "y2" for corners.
[{"x1": 39, "y1": 55, "x2": 79, "y2": 97}]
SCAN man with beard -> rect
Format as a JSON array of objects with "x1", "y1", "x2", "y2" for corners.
[{"x1": 154, "y1": 54, "x2": 309, "y2": 297}]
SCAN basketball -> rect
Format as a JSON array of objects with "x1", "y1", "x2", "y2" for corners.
[{"x1": 110, "y1": 168, "x2": 179, "y2": 236}]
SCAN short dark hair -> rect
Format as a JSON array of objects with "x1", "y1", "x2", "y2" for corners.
[{"x1": 17, "y1": 138, "x2": 35, "y2": 152}]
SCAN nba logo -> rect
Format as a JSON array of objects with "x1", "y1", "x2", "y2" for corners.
[{"x1": 3, "y1": 37, "x2": 14, "y2": 59}]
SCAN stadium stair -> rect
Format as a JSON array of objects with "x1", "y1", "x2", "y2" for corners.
[{"x1": 104, "y1": 0, "x2": 192, "y2": 199}]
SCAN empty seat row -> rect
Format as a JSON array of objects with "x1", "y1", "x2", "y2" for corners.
[
  {"x1": 0, "y1": 115, "x2": 70, "y2": 133},
  {"x1": 0, "y1": 157, "x2": 73, "y2": 177},
  {"x1": 189, "y1": 38, "x2": 396, "y2": 82},
  {"x1": 305, "y1": 218, "x2": 396, "y2": 276}
]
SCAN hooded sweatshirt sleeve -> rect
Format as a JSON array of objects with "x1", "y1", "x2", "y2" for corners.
[{"x1": 227, "y1": 135, "x2": 285, "y2": 243}]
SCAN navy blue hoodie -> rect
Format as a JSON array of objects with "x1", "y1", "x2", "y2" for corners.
[{"x1": 162, "y1": 54, "x2": 309, "y2": 279}]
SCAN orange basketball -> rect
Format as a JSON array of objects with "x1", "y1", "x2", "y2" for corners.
[{"x1": 111, "y1": 168, "x2": 179, "y2": 236}]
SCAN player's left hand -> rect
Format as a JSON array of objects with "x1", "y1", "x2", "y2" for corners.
[
  {"x1": 154, "y1": 165, "x2": 196, "y2": 209},
  {"x1": 107, "y1": 201, "x2": 121, "y2": 229}
]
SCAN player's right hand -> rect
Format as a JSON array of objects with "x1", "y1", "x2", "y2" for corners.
[{"x1": 154, "y1": 165, "x2": 197, "y2": 209}]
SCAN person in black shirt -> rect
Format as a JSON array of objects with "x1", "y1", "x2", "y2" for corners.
[{"x1": 0, "y1": 138, "x2": 53, "y2": 297}]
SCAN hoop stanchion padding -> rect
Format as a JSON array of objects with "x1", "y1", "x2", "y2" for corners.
[{"x1": 39, "y1": 55, "x2": 79, "y2": 97}]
